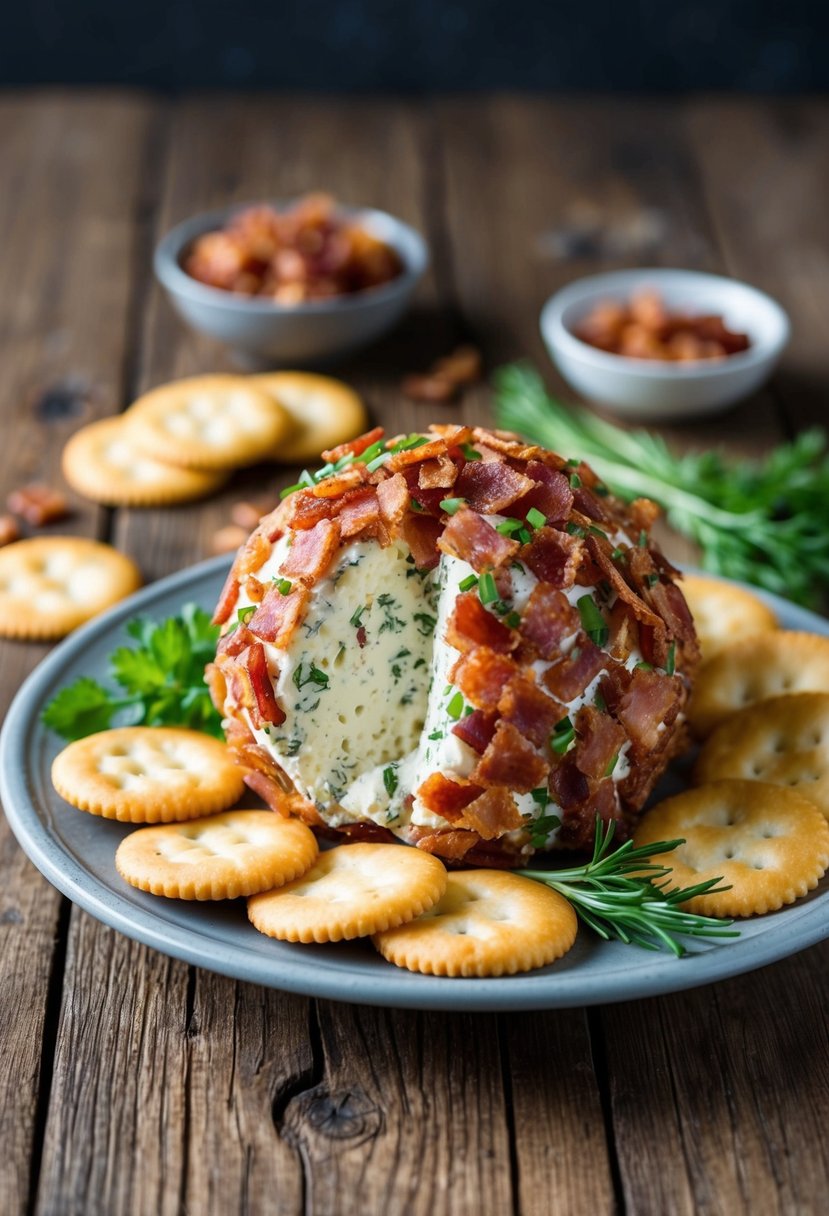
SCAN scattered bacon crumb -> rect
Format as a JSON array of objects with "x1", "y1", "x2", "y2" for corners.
[
  {"x1": 0, "y1": 515, "x2": 20, "y2": 547},
  {"x1": 573, "y1": 289, "x2": 751, "y2": 361},
  {"x1": 402, "y1": 345, "x2": 482, "y2": 404},
  {"x1": 8, "y1": 484, "x2": 69, "y2": 526},
  {"x1": 231, "y1": 497, "x2": 279, "y2": 532}
]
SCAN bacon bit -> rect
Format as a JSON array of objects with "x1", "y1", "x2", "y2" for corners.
[
  {"x1": 497, "y1": 674, "x2": 564, "y2": 750},
  {"x1": 402, "y1": 347, "x2": 482, "y2": 405},
  {"x1": 519, "y1": 584, "x2": 579, "y2": 660},
  {"x1": 470, "y1": 720, "x2": 549, "y2": 793},
  {"x1": 417, "y1": 772, "x2": 485, "y2": 818},
  {"x1": 585, "y1": 536, "x2": 662, "y2": 630},
  {"x1": 647, "y1": 580, "x2": 699, "y2": 660},
  {"x1": 0, "y1": 515, "x2": 19, "y2": 547},
  {"x1": 629, "y1": 497, "x2": 661, "y2": 531},
  {"x1": 445, "y1": 591, "x2": 516, "y2": 655},
  {"x1": 435, "y1": 345, "x2": 483, "y2": 385},
  {"x1": 280, "y1": 518, "x2": 340, "y2": 586},
  {"x1": 401, "y1": 374, "x2": 457, "y2": 404},
  {"x1": 204, "y1": 662, "x2": 227, "y2": 714},
  {"x1": 211, "y1": 523, "x2": 248, "y2": 554},
  {"x1": 321, "y1": 426, "x2": 384, "y2": 463},
  {"x1": 451, "y1": 708, "x2": 498, "y2": 755},
  {"x1": 521, "y1": 526, "x2": 583, "y2": 588},
  {"x1": 231, "y1": 497, "x2": 279, "y2": 531},
  {"x1": 247, "y1": 584, "x2": 309, "y2": 647},
  {"x1": 216, "y1": 624, "x2": 255, "y2": 659},
  {"x1": 410, "y1": 828, "x2": 478, "y2": 860},
  {"x1": 243, "y1": 771, "x2": 325, "y2": 826},
  {"x1": 427, "y1": 423, "x2": 474, "y2": 446},
  {"x1": 258, "y1": 497, "x2": 293, "y2": 541},
  {"x1": 548, "y1": 757, "x2": 590, "y2": 810},
  {"x1": 285, "y1": 489, "x2": 340, "y2": 530},
  {"x1": 401, "y1": 513, "x2": 442, "y2": 570},
  {"x1": 460, "y1": 787, "x2": 523, "y2": 839},
  {"x1": 573, "y1": 705, "x2": 626, "y2": 779},
  {"x1": 543, "y1": 640, "x2": 607, "y2": 702},
  {"x1": 212, "y1": 569, "x2": 240, "y2": 625},
  {"x1": 356, "y1": 624, "x2": 367, "y2": 648},
  {"x1": 311, "y1": 465, "x2": 369, "y2": 498},
  {"x1": 556, "y1": 778, "x2": 621, "y2": 850},
  {"x1": 234, "y1": 529, "x2": 272, "y2": 578},
  {"x1": 8, "y1": 483, "x2": 69, "y2": 526},
  {"x1": 438, "y1": 506, "x2": 519, "y2": 572},
  {"x1": 387, "y1": 438, "x2": 448, "y2": 471},
  {"x1": 452, "y1": 460, "x2": 534, "y2": 514},
  {"x1": 572, "y1": 485, "x2": 611, "y2": 523},
  {"x1": 418, "y1": 455, "x2": 458, "y2": 490},
  {"x1": 514, "y1": 462, "x2": 573, "y2": 522},
  {"x1": 337, "y1": 821, "x2": 399, "y2": 844},
  {"x1": 607, "y1": 599, "x2": 640, "y2": 662},
  {"x1": 616, "y1": 668, "x2": 681, "y2": 752},
  {"x1": 245, "y1": 575, "x2": 266, "y2": 603},
  {"x1": 244, "y1": 641, "x2": 286, "y2": 728},
  {"x1": 452, "y1": 647, "x2": 519, "y2": 709},
  {"x1": 376, "y1": 472, "x2": 411, "y2": 533},
  {"x1": 470, "y1": 429, "x2": 542, "y2": 462},
  {"x1": 337, "y1": 486, "x2": 384, "y2": 540}
]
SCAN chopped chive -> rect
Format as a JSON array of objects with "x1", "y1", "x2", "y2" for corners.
[
  {"x1": 530, "y1": 787, "x2": 549, "y2": 807},
  {"x1": 577, "y1": 595, "x2": 609, "y2": 647},
  {"x1": 646, "y1": 573, "x2": 659, "y2": 587},
  {"x1": 276, "y1": 578, "x2": 293, "y2": 596},
  {"x1": 459, "y1": 574, "x2": 479, "y2": 592},
  {"x1": 237, "y1": 605, "x2": 256, "y2": 625},
  {"x1": 587, "y1": 525, "x2": 607, "y2": 538},
  {"x1": 366, "y1": 452, "x2": 392, "y2": 473},
  {"x1": 443, "y1": 684, "x2": 451, "y2": 695},
  {"x1": 446, "y1": 691, "x2": 465, "y2": 720},
  {"x1": 566, "y1": 523, "x2": 586, "y2": 538},
  {"x1": 414, "y1": 612, "x2": 437, "y2": 636},
  {"x1": 478, "y1": 571, "x2": 498, "y2": 604},
  {"x1": 464, "y1": 705, "x2": 475, "y2": 716},
  {"x1": 526, "y1": 507, "x2": 547, "y2": 530},
  {"x1": 517, "y1": 527, "x2": 531, "y2": 545},
  {"x1": 594, "y1": 482, "x2": 609, "y2": 497},
  {"x1": 428, "y1": 729, "x2": 444, "y2": 741},
  {"x1": 349, "y1": 605, "x2": 367, "y2": 628},
  {"x1": 611, "y1": 546, "x2": 625, "y2": 561},
  {"x1": 495, "y1": 517, "x2": 523, "y2": 536},
  {"x1": 604, "y1": 752, "x2": 619, "y2": 777},
  {"x1": 594, "y1": 690, "x2": 607, "y2": 711},
  {"x1": 666, "y1": 642, "x2": 676, "y2": 676},
  {"x1": 635, "y1": 660, "x2": 653, "y2": 671},
  {"x1": 298, "y1": 469, "x2": 315, "y2": 488},
  {"x1": 566, "y1": 458, "x2": 580, "y2": 468},
  {"x1": 511, "y1": 561, "x2": 526, "y2": 574},
  {"x1": 638, "y1": 530, "x2": 648, "y2": 548},
  {"x1": 569, "y1": 473, "x2": 582, "y2": 488},
  {"x1": 440, "y1": 497, "x2": 466, "y2": 515},
  {"x1": 410, "y1": 498, "x2": 424, "y2": 512},
  {"x1": 279, "y1": 481, "x2": 304, "y2": 499},
  {"x1": 551, "y1": 716, "x2": 575, "y2": 755},
  {"x1": 505, "y1": 611, "x2": 521, "y2": 629},
  {"x1": 461, "y1": 443, "x2": 482, "y2": 461}
]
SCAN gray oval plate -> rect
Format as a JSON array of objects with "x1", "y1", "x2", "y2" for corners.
[{"x1": 2, "y1": 555, "x2": 827, "y2": 1011}]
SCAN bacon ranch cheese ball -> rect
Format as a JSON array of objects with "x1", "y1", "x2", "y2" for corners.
[{"x1": 207, "y1": 425, "x2": 699, "y2": 863}]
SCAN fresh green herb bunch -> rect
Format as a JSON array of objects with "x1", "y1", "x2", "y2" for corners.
[
  {"x1": 518, "y1": 820, "x2": 739, "y2": 957},
  {"x1": 42, "y1": 604, "x2": 224, "y2": 741},
  {"x1": 494, "y1": 363, "x2": 829, "y2": 608}
]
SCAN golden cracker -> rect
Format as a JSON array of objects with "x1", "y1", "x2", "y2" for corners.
[
  {"x1": 250, "y1": 371, "x2": 368, "y2": 464},
  {"x1": 0, "y1": 537, "x2": 141, "y2": 640},
  {"x1": 695, "y1": 691, "x2": 829, "y2": 819},
  {"x1": 247, "y1": 842, "x2": 447, "y2": 943},
  {"x1": 681, "y1": 574, "x2": 778, "y2": 661},
  {"x1": 633, "y1": 780, "x2": 829, "y2": 917},
  {"x1": 52, "y1": 726, "x2": 246, "y2": 823},
  {"x1": 689, "y1": 631, "x2": 829, "y2": 737},
  {"x1": 62, "y1": 416, "x2": 227, "y2": 506},
  {"x1": 373, "y1": 870, "x2": 578, "y2": 977},
  {"x1": 125, "y1": 375, "x2": 293, "y2": 470},
  {"x1": 115, "y1": 810, "x2": 318, "y2": 900}
]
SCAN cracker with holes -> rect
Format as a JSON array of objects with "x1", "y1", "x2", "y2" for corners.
[
  {"x1": 633, "y1": 780, "x2": 829, "y2": 917},
  {"x1": 250, "y1": 371, "x2": 368, "y2": 464},
  {"x1": 62, "y1": 416, "x2": 227, "y2": 506},
  {"x1": 51, "y1": 726, "x2": 245, "y2": 823},
  {"x1": 125, "y1": 374, "x2": 293, "y2": 470},
  {"x1": 695, "y1": 691, "x2": 829, "y2": 819},
  {"x1": 681, "y1": 574, "x2": 778, "y2": 661},
  {"x1": 247, "y1": 842, "x2": 447, "y2": 943},
  {"x1": 373, "y1": 870, "x2": 578, "y2": 977},
  {"x1": 0, "y1": 537, "x2": 141, "y2": 640},
  {"x1": 689, "y1": 631, "x2": 829, "y2": 737},
  {"x1": 115, "y1": 810, "x2": 318, "y2": 900}
]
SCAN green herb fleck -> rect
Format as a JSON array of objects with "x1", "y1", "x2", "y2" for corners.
[
  {"x1": 293, "y1": 661, "x2": 330, "y2": 691},
  {"x1": 577, "y1": 596, "x2": 609, "y2": 647},
  {"x1": 666, "y1": 642, "x2": 676, "y2": 676},
  {"x1": 569, "y1": 472, "x2": 582, "y2": 488},
  {"x1": 446, "y1": 691, "x2": 465, "y2": 720},
  {"x1": 276, "y1": 578, "x2": 293, "y2": 596},
  {"x1": 414, "y1": 612, "x2": 437, "y2": 637},
  {"x1": 459, "y1": 573, "x2": 479, "y2": 592},
  {"x1": 478, "y1": 571, "x2": 498, "y2": 604},
  {"x1": 237, "y1": 605, "x2": 256, "y2": 625},
  {"x1": 440, "y1": 497, "x2": 466, "y2": 515},
  {"x1": 383, "y1": 765, "x2": 399, "y2": 797},
  {"x1": 461, "y1": 443, "x2": 482, "y2": 461},
  {"x1": 526, "y1": 507, "x2": 547, "y2": 530},
  {"x1": 551, "y1": 716, "x2": 576, "y2": 755}
]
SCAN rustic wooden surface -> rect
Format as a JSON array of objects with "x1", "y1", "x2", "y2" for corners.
[{"x1": 1, "y1": 92, "x2": 827, "y2": 1215}]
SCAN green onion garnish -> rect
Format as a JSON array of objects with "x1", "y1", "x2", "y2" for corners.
[
  {"x1": 569, "y1": 473, "x2": 582, "y2": 488},
  {"x1": 459, "y1": 574, "x2": 479, "y2": 592},
  {"x1": 577, "y1": 595, "x2": 609, "y2": 647},
  {"x1": 526, "y1": 507, "x2": 547, "y2": 530},
  {"x1": 276, "y1": 578, "x2": 293, "y2": 596},
  {"x1": 383, "y1": 766, "x2": 398, "y2": 797},
  {"x1": 478, "y1": 571, "x2": 498, "y2": 604},
  {"x1": 237, "y1": 605, "x2": 256, "y2": 625},
  {"x1": 440, "y1": 497, "x2": 465, "y2": 515},
  {"x1": 461, "y1": 443, "x2": 482, "y2": 461},
  {"x1": 551, "y1": 716, "x2": 575, "y2": 755},
  {"x1": 495, "y1": 518, "x2": 523, "y2": 536},
  {"x1": 666, "y1": 642, "x2": 676, "y2": 676},
  {"x1": 446, "y1": 691, "x2": 465, "y2": 720}
]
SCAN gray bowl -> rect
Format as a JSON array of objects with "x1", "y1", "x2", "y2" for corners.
[{"x1": 154, "y1": 202, "x2": 429, "y2": 366}]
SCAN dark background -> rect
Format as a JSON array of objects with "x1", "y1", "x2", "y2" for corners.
[{"x1": 2, "y1": 0, "x2": 825, "y2": 90}]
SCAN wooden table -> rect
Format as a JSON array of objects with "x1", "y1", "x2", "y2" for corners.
[{"x1": 2, "y1": 93, "x2": 828, "y2": 1216}]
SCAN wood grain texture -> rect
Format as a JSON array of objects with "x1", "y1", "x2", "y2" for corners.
[{"x1": 0, "y1": 92, "x2": 160, "y2": 1216}]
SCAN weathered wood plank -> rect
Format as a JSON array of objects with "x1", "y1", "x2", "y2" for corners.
[{"x1": 0, "y1": 91, "x2": 160, "y2": 1216}]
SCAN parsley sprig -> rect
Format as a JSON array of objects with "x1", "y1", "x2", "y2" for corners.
[
  {"x1": 494, "y1": 363, "x2": 829, "y2": 608},
  {"x1": 518, "y1": 820, "x2": 739, "y2": 956},
  {"x1": 42, "y1": 604, "x2": 223, "y2": 741}
]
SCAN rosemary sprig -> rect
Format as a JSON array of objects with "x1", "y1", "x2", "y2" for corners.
[{"x1": 518, "y1": 821, "x2": 739, "y2": 957}]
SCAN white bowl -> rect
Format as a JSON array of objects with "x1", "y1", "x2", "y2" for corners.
[
  {"x1": 540, "y1": 268, "x2": 790, "y2": 421},
  {"x1": 154, "y1": 201, "x2": 429, "y2": 366}
]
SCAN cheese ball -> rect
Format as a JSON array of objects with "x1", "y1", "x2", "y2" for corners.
[{"x1": 208, "y1": 424, "x2": 699, "y2": 863}]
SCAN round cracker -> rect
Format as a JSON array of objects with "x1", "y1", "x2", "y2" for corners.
[
  {"x1": 62, "y1": 416, "x2": 227, "y2": 506},
  {"x1": 52, "y1": 726, "x2": 245, "y2": 823},
  {"x1": 250, "y1": 372, "x2": 368, "y2": 465},
  {"x1": 0, "y1": 537, "x2": 141, "y2": 640},
  {"x1": 633, "y1": 780, "x2": 829, "y2": 917},
  {"x1": 247, "y1": 842, "x2": 447, "y2": 943},
  {"x1": 681, "y1": 574, "x2": 778, "y2": 661},
  {"x1": 689, "y1": 631, "x2": 829, "y2": 737},
  {"x1": 695, "y1": 691, "x2": 829, "y2": 819},
  {"x1": 125, "y1": 375, "x2": 293, "y2": 470},
  {"x1": 373, "y1": 870, "x2": 578, "y2": 977},
  {"x1": 115, "y1": 810, "x2": 318, "y2": 900}
]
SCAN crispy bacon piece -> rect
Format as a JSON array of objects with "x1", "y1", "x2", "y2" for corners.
[
  {"x1": 376, "y1": 472, "x2": 411, "y2": 533},
  {"x1": 401, "y1": 513, "x2": 442, "y2": 570},
  {"x1": 258, "y1": 497, "x2": 293, "y2": 541},
  {"x1": 387, "y1": 438, "x2": 447, "y2": 471},
  {"x1": 280, "y1": 518, "x2": 340, "y2": 586},
  {"x1": 607, "y1": 599, "x2": 639, "y2": 662},
  {"x1": 572, "y1": 485, "x2": 611, "y2": 522},
  {"x1": 247, "y1": 584, "x2": 309, "y2": 647},
  {"x1": 321, "y1": 426, "x2": 384, "y2": 463},
  {"x1": 427, "y1": 423, "x2": 474, "y2": 446},
  {"x1": 497, "y1": 673, "x2": 563, "y2": 750},
  {"x1": 338, "y1": 486, "x2": 387, "y2": 542},
  {"x1": 521, "y1": 526, "x2": 583, "y2": 588},
  {"x1": 573, "y1": 705, "x2": 626, "y2": 779},
  {"x1": 585, "y1": 535, "x2": 663, "y2": 630},
  {"x1": 548, "y1": 757, "x2": 590, "y2": 810},
  {"x1": 410, "y1": 828, "x2": 478, "y2": 860},
  {"x1": 205, "y1": 662, "x2": 227, "y2": 714},
  {"x1": 445, "y1": 591, "x2": 516, "y2": 655},
  {"x1": 216, "y1": 623, "x2": 255, "y2": 659},
  {"x1": 234, "y1": 529, "x2": 272, "y2": 578},
  {"x1": 629, "y1": 497, "x2": 661, "y2": 532},
  {"x1": 452, "y1": 647, "x2": 519, "y2": 709},
  {"x1": 514, "y1": 462, "x2": 573, "y2": 523},
  {"x1": 438, "y1": 506, "x2": 519, "y2": 572},
  {"x1": 543, "y1": 639, "x2": 607, "y2": 703},
  {"x1": 245, "y1": 642, "x2": 285, "y2": 728},
  {"x1": 615, "y1": 668, "x2": 682, "y2": 752},
  {"x1": 519, "y1": 584, "x2": 579, "y2": 660},
  {"x1": 471, "y1": 428, "x2": 543, "y2": 462},
  {"x1": 471, "y1": 720, "x2": 549, "y2": 793},
  {"x1": 647, "y1": 580, "x2": 700, "y2": 661},
  {"x1": 460, "y1": 787, "x2": 524, "y2": 839},
  {"x1": 336, "y1": 822, "x2": 398, "y2": 844},
  {"x1": 417, "y1": 772, "x2": 485, "y2": 818},
  {"x1": 212, "y1": 568, "x2": 240, "y2": 625},
  {"x1": 453, "y1": 460, "x2": 534, "y2": 513},
  {"x1": 285, "y1": 489, "x2": 340, "y2": 530},
  {"x1": 556, "y1": 777, "x2": 621, "y2": 850},
  {"x1": 418, "y1": 455, "x2": 457, "y2": 490},
  {"x1": 451, "y1": 708, "x2": 498, "y2": 755},
  {"x1": 311, "y1": 465, "x2": 369, "y2": 498}
]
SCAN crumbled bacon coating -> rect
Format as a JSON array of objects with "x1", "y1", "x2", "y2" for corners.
[{"x1": 209, "y1": 424, "x2": 699, "y2": 863}]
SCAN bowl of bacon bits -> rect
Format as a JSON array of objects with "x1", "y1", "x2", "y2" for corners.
[
  {"x1": 154, "y1": 193, "x2": 428, "y2": 365},
  {"x1": 541, "y1": 269, "x2": 789, "y2": 421}
]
